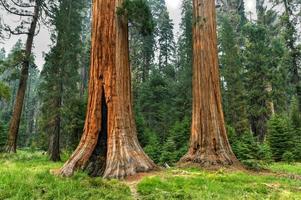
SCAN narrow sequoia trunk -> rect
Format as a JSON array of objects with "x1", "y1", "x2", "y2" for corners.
[
  {"x1": 48, "y1": 114, "x2": 61, "y2": 162},
  {"x1": 180, "y1": 0, "x2": 239, "y2": 168},
  {"x1": 6, "y1": 3, "x2": 40, "y2": 153},
  {"x1": 60, "y1": 0, "x2": 157, "y2": 179},
  {"x1": 48, "y1": 81, "x2": 62, "y2": 162}
]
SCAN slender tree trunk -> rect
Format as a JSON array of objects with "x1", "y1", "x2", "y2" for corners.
[
  {"x1": 48, "y1": 81, "x2": 62, "y2": 162},
  {"x1": 6, "y1": 3, "x2": 40, "y2": 153},
  {"x1": 48, "y1": 115, "x2": 61, "y2": 162},
  {"x1": 180, "y1": 0, "x2": 240, "y2": 168},
  {"x1": 60, "y1": 0, "x2": 157, "y2": 179}
]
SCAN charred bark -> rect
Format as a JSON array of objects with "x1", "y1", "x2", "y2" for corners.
[
  {"x1": 59, "y1": 0, "x2": 157, "y2": 179},
  {"x1": 180, "y1": 0, "x2": 240, "y2": 168},
  {"x1": 6, "y1": 3, "x2": 40, "y2": 153}
]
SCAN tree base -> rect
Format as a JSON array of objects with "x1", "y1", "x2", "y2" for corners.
[
  {"x1": 5, "y1": 145, "x2": 16, "y2": 154},
  {"x1": 179, "y1": 151, "x2": 242, "y2": 170},
  {"x1": 60, "y1": 152, "x2": 158, "y2": 179}
]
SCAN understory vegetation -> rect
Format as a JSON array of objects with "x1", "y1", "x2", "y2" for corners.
[
  {"x1": 0, "y1": 151, "x2": 132, "y2": 200},
  {"x1": 1, "y1": 151, "x2": 301, "y2": 200}
]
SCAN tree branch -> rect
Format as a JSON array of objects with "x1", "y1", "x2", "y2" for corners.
[{"x1": 0, "y1": 0, "x2": 34, "y2": 17}]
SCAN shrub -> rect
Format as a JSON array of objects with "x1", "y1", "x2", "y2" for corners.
[
  {"x1": 267, "y1": 115, "x2": 293, "y2": 161},
  {"x1": 230, "y1": 129, "x2": 272, "y2": 170},
  {"x1": 282, "y1": 151, "x2": 295, "y2": 164},
  {"x1": 143, "y1": 129, "x2": 161, "y2": 163},
  {"x1": 159, "y1": 137, "x2": 177, "y2": 165}
]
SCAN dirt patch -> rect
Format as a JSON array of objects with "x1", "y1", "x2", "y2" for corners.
[{"x1": 123, "y1": 171, "x2": 161, "y2": 200}]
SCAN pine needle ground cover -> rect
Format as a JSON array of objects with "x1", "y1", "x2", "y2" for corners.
[{"x1": 1, "y1": 151, "x2": 301, "y2": 200}]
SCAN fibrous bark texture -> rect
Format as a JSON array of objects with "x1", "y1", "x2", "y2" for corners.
[
  {"x1": 6, "y1": 3, "x2": 40, "y2": 153},
  {"x1": 48, "y1": 93, "x2": 62, "y2": 162},
  {"x1": 60, "y1": 0, "x2": 157, "y2": 179},
  {"x1": 180, "y1": 0, "x2": 240, "y2": 168}
]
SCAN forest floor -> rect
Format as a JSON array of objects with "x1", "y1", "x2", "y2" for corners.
[{"x1": 0, "y1": 150, "x2": 301, "y2": 200}]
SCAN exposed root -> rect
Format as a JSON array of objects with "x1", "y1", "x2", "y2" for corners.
[{"x1": 103, "y1": 158, "x2": 158, "y2": 179}]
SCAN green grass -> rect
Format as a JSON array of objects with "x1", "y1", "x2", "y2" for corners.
[
  {"x1": 268, "y1": 163, "x2": 301, "y2": 176},
  {"x1": 137, "y1": 168, "x2": 301, "y2": 200},
  {"x1": 0, "y1": 150, "x2": 131, "y2": 200},
  {"x1": 1, "y1": 151, "x2": 301, "y2": 200}
]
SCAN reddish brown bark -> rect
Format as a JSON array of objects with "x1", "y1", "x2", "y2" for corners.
[
  {"x1": 60, "y1": 0, "x2": 157, "y2": 179},
  {"x1": 180, "y1": 0, "x2": 240, "y2": 168},
  {"x1": 6, "y1": 3, "x2": 40, "y2": 153}
]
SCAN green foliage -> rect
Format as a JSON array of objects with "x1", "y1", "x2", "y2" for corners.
[
  {"x1": 231, "y1": 131, "x2": 272, "y2": 170},
  {"x1": 290, "y1": 97, "x2": 301, "y2": 128},
  {"x1": 242, "y1": 23, "x2": 274, "y2": 141},
  {"x1": 0, "y1": 119, "x2": 7, "y2": 150},
  {"x1": 62, "y1": 96, "x2": 87, "y2": 150},
  {"x1": 282, "y1": 151, "x2": 295, "y2": 164},
  {"x1": 0, "y1": 82, "x2": 10, "y2": 101},
  {"x1": 142, "y1": 116, "x2": 190, "y2": 165},
  {"x1": 219, "y1": 15, "x2": 249, "y2": 135},
  {"x1": 143, "y1": 129, "x2": 161, "y2": 163},
  {"x1": 38, "y1": 0, "x2": 87, "y2": 152},
  {"x1": 117, "y1": 0, "x2": 154, "y2": 35},
  {"x1": 267, "y1": 115, "x2": 293, "y2": 162}
]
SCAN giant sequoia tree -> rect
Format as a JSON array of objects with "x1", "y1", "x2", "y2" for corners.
[
  {"x1": 180, "y1": 0, "x2": 239, "y2": 167},
  {"x1": 59, "y1": 0, "x2": 157, "y2": 179}
]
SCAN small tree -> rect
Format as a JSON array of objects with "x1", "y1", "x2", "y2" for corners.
[{"x1": 267, "y1": 115, "x2": 293, "y2": 161}]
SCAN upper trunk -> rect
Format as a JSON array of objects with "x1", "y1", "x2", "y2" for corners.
[
  {"x1": 59, "y1": 0, "x2": 157, "y2": 179},
  {"x1": 180, "y1": 0, "x2": 240, "y2": 168}
]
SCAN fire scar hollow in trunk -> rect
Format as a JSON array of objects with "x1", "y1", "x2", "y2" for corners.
[{"x1": 59, "y1": 0, "x2": 157, "y2": 179}]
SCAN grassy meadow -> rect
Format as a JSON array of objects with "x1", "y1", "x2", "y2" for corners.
[{"x1": 0, "y1": 151, "x2": 301, "y2": 200}]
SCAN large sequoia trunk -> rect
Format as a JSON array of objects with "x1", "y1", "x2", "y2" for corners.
[
  {"x1": 6, "y1": 3, "x2": 40, "y2": 153},
  {"x1": 60, "y1": 0, "x2": 157, "y2": 179},
  {"x1": 180, "y1": 0, "x2": 240, "y2": 168}
]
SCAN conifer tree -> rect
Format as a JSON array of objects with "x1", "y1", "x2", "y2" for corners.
[
  {"x1": 219, "y1": 15, "x2": 249, "y2": 135},
  {"x1": 39, "y1": 0, "x2": 85, "y2": 161}
]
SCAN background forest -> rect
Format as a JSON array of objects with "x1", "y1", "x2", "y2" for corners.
[{"x1": 0, "y1": 0, "x2": 301, "y2": 170}]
